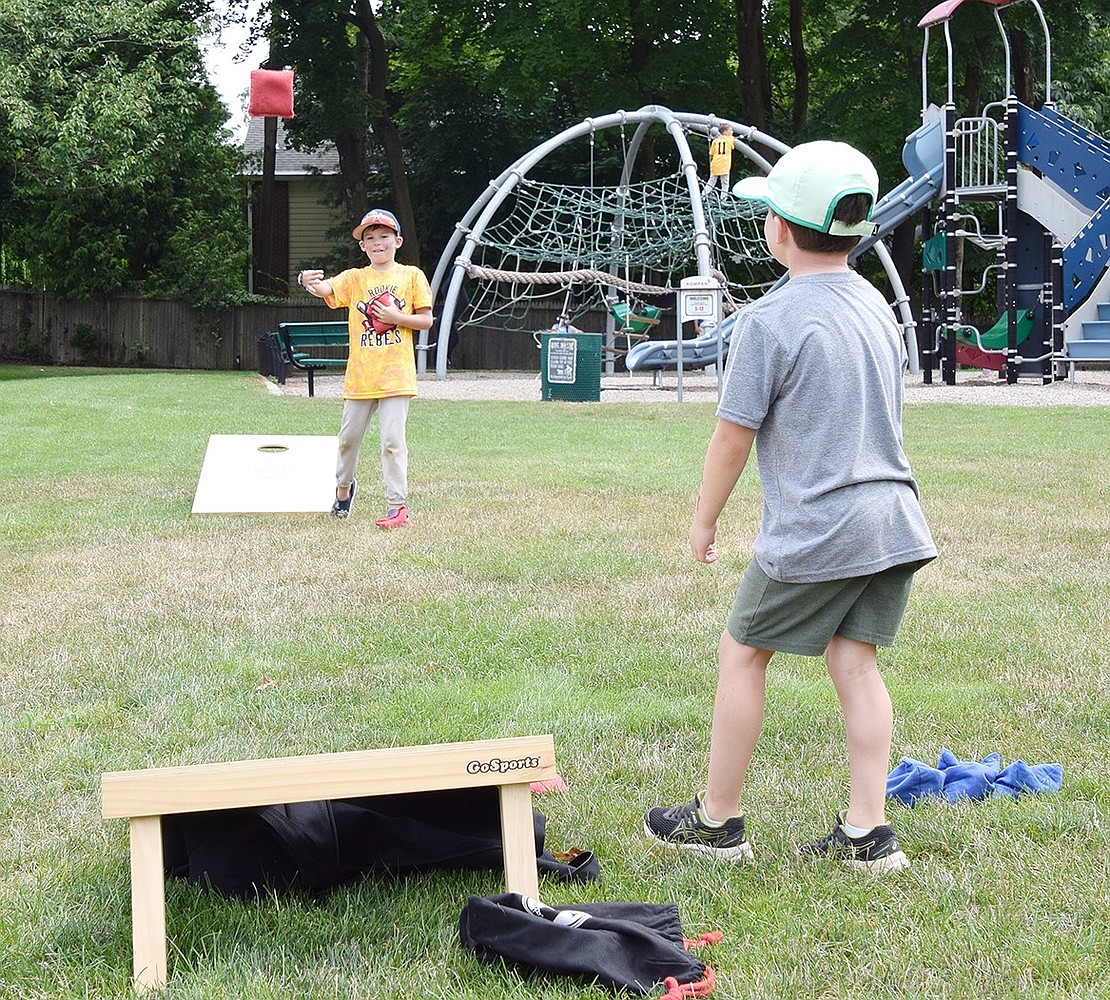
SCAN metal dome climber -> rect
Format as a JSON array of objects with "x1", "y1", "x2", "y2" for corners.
[{"x1": 422, "y1": 106, "x2": 919, "y2": 382}]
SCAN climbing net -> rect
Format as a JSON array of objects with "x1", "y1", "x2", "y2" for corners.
[{"x1": 458, "y1": 172, "x2": 783, "y2": 331}]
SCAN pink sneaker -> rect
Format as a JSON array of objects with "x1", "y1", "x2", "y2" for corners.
[{"x1": 374, "y1": 505, "x2": 411, "y2": 529}]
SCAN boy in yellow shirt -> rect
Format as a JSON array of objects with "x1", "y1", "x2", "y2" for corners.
[{"x1": 298, "y1": 209, "x2": 433, "y2": 527}]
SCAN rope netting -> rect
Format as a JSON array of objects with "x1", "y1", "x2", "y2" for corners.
[{"x1": 458, "y1": 173, "x2": 782, "y2": 331}]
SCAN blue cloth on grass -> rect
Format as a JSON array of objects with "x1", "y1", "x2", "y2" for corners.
[
  {"x1": 992, "y1": 759, "x2": 1064, "y2": 799},
  {"x1": 936, "y1": 748, "x2": 1002, "y2": 801},
  {"x1": 885, "y1": 757, "x2": 944, "y2": 805},
  {"x1": 886, "y1": 749, "x2": 1062, "y2": 805}
]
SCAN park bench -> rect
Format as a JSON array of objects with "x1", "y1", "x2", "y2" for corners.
[
  {"x1": 276, "y1": 321, "x2": 350, "y2": 396},
  {"x1": 101, "y1": 734, "x2": 557, "y2": 992}
]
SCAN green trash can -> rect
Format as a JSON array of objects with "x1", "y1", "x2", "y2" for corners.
[{"x1": 540, "y1": 330, "x2": 602, "y2": 402}]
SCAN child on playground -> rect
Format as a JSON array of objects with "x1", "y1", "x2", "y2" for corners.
[
  {"x1": 644, "y1": 141, "x2": 937, "y2": 872},
  {"x1": 298, "y1": 209, "x2": 433, "y2": 527},
  {"x1": 703, "y1": 123, "x2": 734, "y2": 200}
]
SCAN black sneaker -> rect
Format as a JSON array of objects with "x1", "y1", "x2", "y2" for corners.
[
  {"x1": 644, "y1": 794, "x2": 753, "y2": 861},
  {"x1": 331, "y1": 479, "x2": 356, "y2": 519},
  {"x1": 796, "y1": 814, "x2": 909, "y2": 872}
]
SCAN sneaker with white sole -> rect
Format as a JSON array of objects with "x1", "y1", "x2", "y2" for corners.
[
  {"x1": 796, "y1": 813, "x2": 909, "y2": 872},
  {"x1": 374, "y1": 505, "x2": 411, "y2": 529},
  {"x1": 644, "y1": 793, "x2": 753, "y2": 861},
  {"x1": 330, "y1": 479, "x2": 356, "y2": 519}
]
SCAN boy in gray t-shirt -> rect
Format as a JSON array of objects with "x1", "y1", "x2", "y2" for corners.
[{"x1": 644, "y1": 141, "x2": 936, "y2": 872}]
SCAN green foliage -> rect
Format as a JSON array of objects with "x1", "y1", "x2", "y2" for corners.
[
  {"x1": 1036, "y1": 2, "x2": 1110, "y2": 124},
  {"x1": 266, "y1": 0, "x2": 747, "y2": 263},
  {"x1": 0, "y1": 0, "x2": 248, "y2": 307},
  {"x1": 248, "y1": 0, "x2": 1110, "y2": 275},
  {"x1": 271, "y1": 1, "x2": 372, "y2": 153},
  {"x1": 786, "y1": 0, "x2": 965, "y2": 179}
]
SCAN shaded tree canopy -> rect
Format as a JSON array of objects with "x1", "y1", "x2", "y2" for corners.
[
  {"x1": 2, "y1": 0, "x2": 1106, "y2": 301},
  {"x1": 0, "y1": 0, "x2": 246, "y2": 306},
  {"x1": 268, "y1": 0, "x2": 1107, "y2": 271}
]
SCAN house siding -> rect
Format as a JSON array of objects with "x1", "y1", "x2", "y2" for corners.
[{"x1": 287, "y1": 179, "x2": 348, "y2": 287}]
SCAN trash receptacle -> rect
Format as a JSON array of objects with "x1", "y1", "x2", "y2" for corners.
[
  {"x1": 257, "y1": 332, "x2": 287, "y2": 383},
  {"x1": 540, "y1": 330, "x2": 602, "y2": 402}
]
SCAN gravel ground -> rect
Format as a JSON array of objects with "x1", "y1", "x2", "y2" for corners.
[{"x1": 266, "y1": 367, "x2": 1110, "y2": 407}]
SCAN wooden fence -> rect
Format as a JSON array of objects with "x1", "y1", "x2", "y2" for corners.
[
  {"x1": 0, "y1": 290, "x2": 336, "y2": 372},
  {"x1": 0, "y1": 289, "x2": 678, "y2": 374}
]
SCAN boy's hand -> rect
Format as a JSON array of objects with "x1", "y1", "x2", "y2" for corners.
[
  {"x1": 689, "y1": 519, "x2": 718, "y2": 563},
  {"x1": 299, "y1": 270, "x2": 325, "y2": 294},
  {"x1": 369, "y1": 294, "x2": 405, "y2": 332}
]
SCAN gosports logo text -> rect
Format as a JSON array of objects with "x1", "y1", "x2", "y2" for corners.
[{"x1": 466, "y1": 756, "x2": 541, "y2": 775}]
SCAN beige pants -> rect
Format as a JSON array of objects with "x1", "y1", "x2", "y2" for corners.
[
  {"x1": 703, "y1": 172, "x2": 731, "y2": 198},
  {"x1": 335, "y1": 396, "x2": 410, "y2": 508}
]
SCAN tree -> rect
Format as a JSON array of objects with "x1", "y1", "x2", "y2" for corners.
[
  {"x1": 0, "y1": 0, "x2": 247, "y2": 306},
  {"x1": 255, "y1": 0, "x2": 1109, "y2": 280},
  {"x1": 265, "y1": 0, "x2": 424, "y2": 264},
  {"x1": 734, "y1": 0, "x2": 773, "y2": 130}
]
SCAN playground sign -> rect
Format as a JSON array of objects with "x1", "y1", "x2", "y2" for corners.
[
  {"x1": 546, "y1": 336, "x2": 578, "y2": 384},
  {"x1": 678, "y1": 275, "x2": 722, "y2": 325}
]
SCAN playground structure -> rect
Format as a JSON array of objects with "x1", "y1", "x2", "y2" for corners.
[
  {"x1": 425, "y1": 0, "x2": 1109, "y2": 388},
  {"x1": 907, "y1": 0, "x2": 1110, "y2": 383},
  {"x1": 423, "y1": 108, "x2": 920, "y2": 388}
]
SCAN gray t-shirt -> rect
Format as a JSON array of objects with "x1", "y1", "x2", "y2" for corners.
[{"x1": 717, "y1": 271, "x2": 937, "y2": 583}]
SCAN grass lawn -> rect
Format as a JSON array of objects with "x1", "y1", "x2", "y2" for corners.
[{"x1": 1, "y1": 365, "x2": 1107, "y2": 999}]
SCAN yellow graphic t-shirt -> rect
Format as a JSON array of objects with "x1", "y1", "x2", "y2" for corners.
[{"x1": 323, "y1": 263, "x2": 433, "y2": 400}]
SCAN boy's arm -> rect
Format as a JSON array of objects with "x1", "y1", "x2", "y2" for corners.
[{"x1": 690, "y1": 417, "x2": 756, "y2": 564}]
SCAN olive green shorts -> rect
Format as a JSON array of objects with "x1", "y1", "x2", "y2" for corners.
[{"x1": 725, "y1": 560, "x2": 925, "y2": 656}]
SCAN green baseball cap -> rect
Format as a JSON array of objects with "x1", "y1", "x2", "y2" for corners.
[{"x1": 732, "y1": 140, "x2": 879, "y2": 237}]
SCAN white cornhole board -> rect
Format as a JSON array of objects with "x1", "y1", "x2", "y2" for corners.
[{"x1": 192, "y1": 435, "x2": 337, "y2": 513}]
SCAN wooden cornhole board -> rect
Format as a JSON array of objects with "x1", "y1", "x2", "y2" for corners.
[
  {"x1": 101, "y1": 734, "x2": 557, "y2": 991},
  {"x1": 191, "y1": 434, "x2": 337, "y2": 513}
]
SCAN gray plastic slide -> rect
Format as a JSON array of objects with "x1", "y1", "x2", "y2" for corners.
[
  {"x1": 625, "y1": 310, "x2": 743, "y2": 372},
  {"x1": 627, "y1": 120, "x2": 945, "y2": 373}
]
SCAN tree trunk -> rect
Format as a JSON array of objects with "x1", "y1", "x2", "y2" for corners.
[
  {"x1": 335, "y1": 130, "x2": 369, "y2": 267},
  {"x1": 962, "y1": 37, "x2": 988, "y2": 115},
  {"x1": 352, "y1": 0, "x2": 421, "y2": 265},
  {"x1": 1012, "y1": 31, "x2": 1034, "y2": 107},
  {"x1": 789, "y1": 0, "x2": 809, "y2": 132},
  {"x1": 627, "y1": 0, "x2": 656, "y2": 180},
  {"x1": 734, "y1": 0, "x2": 771, "y2": 131},
  {"x1": 257, "y1": 114, "x2": 280, "y2": 293}
]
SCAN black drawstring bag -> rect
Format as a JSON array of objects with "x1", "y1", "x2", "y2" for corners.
[
  {"x1": 163, "y1": 786, "x2": 598, "y2": 897},
  {"x1": 459, "y1": 892, "x2": 721, "y2": 997}
]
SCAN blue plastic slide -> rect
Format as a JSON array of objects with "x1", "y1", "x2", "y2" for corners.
[{"x1": 853, "y1": 118, "x2": 944, "y2": 259}]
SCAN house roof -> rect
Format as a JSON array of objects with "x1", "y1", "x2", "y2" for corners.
[{"x1": 241, "y1": 116, "x2": 341, "y2": 177}]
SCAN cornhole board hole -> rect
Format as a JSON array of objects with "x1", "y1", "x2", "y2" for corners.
[{"x1": 191, "y1": 435, "x2": 336, "y2": 513}]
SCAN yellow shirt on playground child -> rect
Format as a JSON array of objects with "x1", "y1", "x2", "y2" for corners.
[{"x1": 709, "y1": 134, "x2": 733, "y2": 176}]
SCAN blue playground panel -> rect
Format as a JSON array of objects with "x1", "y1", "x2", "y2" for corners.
[{"x1": 1017, "y1": 104, "x2": 1110, "y2": 310}]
